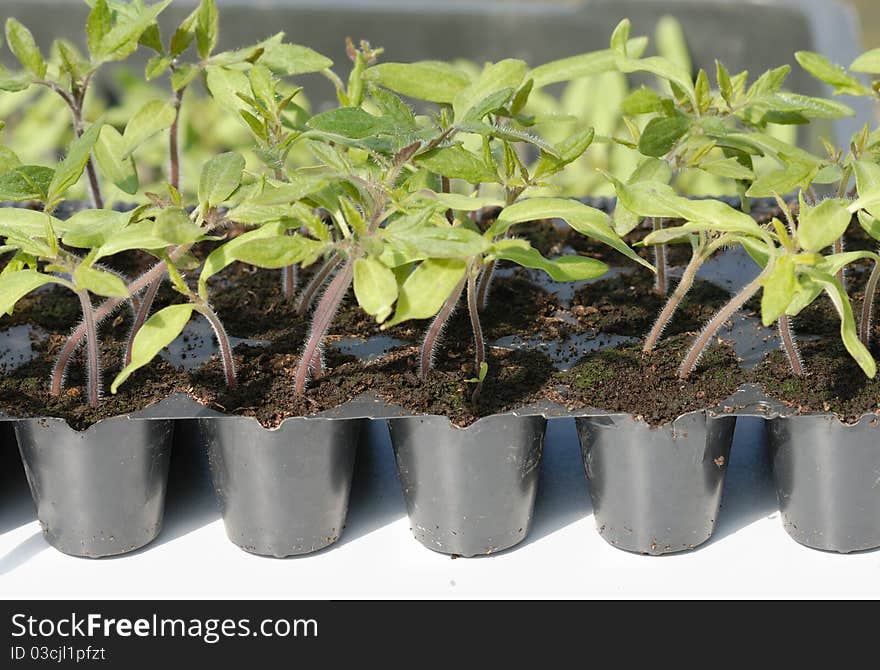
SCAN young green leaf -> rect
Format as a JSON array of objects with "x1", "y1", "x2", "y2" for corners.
[
  {"x1": 121, "y1": 100, "x2": 177, "y2": 158},
  {"x1": 364, "y1": 61, "x2": 470, "y2": 104},
  {"x1": 529, "y1": 40, "x2": 648, "y2": 88},
  {"x1": 353, "y1": 256, "x2": 398, "y2": 323},
  {"x1": 152, "y1": 208, "x2": 203, "y2": 245},
  {"x1": 0, "y1": 269, "x2": 62, "y2": 315},
  {"x1": 494, "y1": 244, "x2": 608, "y2": 282},
  {"x1": 196, "y1": 0, "x2": 218, "y2": 58},
  {"x1": 46, "y1": 122, "x2": 102, "y2": 205},
  {"x1": 95, "y1": 0, "x2": 172, "y2": 63},
  {"x1": 384, "y1": 223, "x2": 490, "y2": 260},
  {"x1": 5, "y1": 18, "x2": 45, "y2": 78},
  {"x1": 93, "y1": 125, "x2": 139, "y2": 195},
  {"x1": 760, "y1": 254, "x2": 796, "y2": 325},
  {"x1": 851, "y1": 48, "x2": 880, "y2": 75},
  {"x1": 0, "y1": 165, "x2": 54, "y2": 201},
  {"x1": 415, "y1": 145, "x2": 496, "y2": 183},
  {"x1": 61, "y1": 209, "x2": 129, "y2": 248},
  {"x1": 655, "y1": 16, "x2": 692, "y2": 78},
  {"x1": 307, "y1": 107, "x2": 393, "y2": 139},
  {"x1": 259, "y1": 43, "x2": 333, "y2": 76},
  {"x1": 198, "y1": 151, "x2": 246, "y2": 210},
  {"x1": 797, "y1": 197, "x2": 851, "y2": 252},
  {"x1": 795, "y1": 51, "x2": 871, "y2": 96},
  {"x1": 637, "y1": 116, "x2": 691, "y2": 157},
  {"x1": 86, "y1": 0, "x2": 112, "y2": 59},
  {"x1": 453, "y1": 59, "x2": 526, "y2": 122},
  {"x1": 229, "y1": 235, "x2": 320, "y2": 268},
  {"x1": 111, "y1": 304, "x2": 194, "y2": 393},
  {"x1": 73, "y1": 264, "x2": 129, "y2": 298},
  {"x1": 382, "y1": 258, "x2": 467, "y2": 328}
]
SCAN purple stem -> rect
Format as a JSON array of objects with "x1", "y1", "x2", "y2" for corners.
[
  {"x1": 76, "y1": 290, "x2": 101, "y2": 408},
  {"x1": 418, "y1": 275, "x2": 466, "y2": 380}
]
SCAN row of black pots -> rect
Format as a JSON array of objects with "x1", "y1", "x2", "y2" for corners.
[{"x1": 2, "y1": 390, "x2": 880, "y2": 559}]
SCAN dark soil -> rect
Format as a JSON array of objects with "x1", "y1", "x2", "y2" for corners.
[
  {"x1": 572, "y1": 271, "x2": 730, "y2": 337},
  {"x1": 0, "y1": 338, "x2": 187, "y2": 430},
  {"x1": 549, "y1": 334, "x2": 747, "y2": 425},
  {"x1": 189, "y1": 335, "x2": 554, "y2": 428},
  {"x1": 752, "y1": 339, "x2": 880, "y2": 422}
]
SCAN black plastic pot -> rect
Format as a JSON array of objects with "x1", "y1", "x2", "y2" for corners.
[
  {"x1": 767, "y1": 414, "x2": 880, "y2": 553},
  {"x1": 388, "y1": 413, "x2": 546, "y2": 557},
  {"x1": 575, "y1": 411, "x2": 737, "y2": 555},
  {"x1": 15, "y1": 416, "x2": 173, "y2": 558},
  {"x1": 199, "y1": 415, "x2": 362, "y2": 557}
]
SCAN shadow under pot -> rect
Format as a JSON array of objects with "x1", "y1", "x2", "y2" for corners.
[
  {"x1": 388, "y1": 413, "x2": 546, "y2": 557},
  {"x1": 767, "y1": 414, "x2": 880, "y2": 553},
  {"x1": 15, "y1": 416, "x2": 174, "y2": 558},
  {"x1": 575, "y1": 411, "x2": 737, "y2": 555},
  {"x1": 199, "y1": 415, "x2": 362, "y2": 558}
]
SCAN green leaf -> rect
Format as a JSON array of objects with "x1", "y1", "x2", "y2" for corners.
[
  {"x1": 61, "y1": 209, "x2": 128, "y2": 248},
  {"x1": 858, "y1": 210, "x2": 880, "y2": 243},
  {"x1": 795, "y1": 51, "x2": 870, "y2": 96},
  {"x1": 47, "y1": 122, "x2": 102, "y2": 205},
  {"x1": 73, "y1": 264, "x2": 129, "y2": 298},
  {"x1": 145, "y1": 55, "x2": 172, "y2": 81},
  {"x1": 620, "y1": 86, "x2": 665, "y2": 115},
  {"x1": 457, "y1": 121, "x2": 559, "y2": 157},
  {"x1": 353, "y1": 256, "x2": 398, "y2": 323},
  {"x1": 230, "y1": 235, "x2": 319, "y2": 268},
  {"x1": 5, "y1": 19, "x2": 45, "y2": 78},
  {"x1": 0, "y1": 270, "x2": 61, "y2": 315},
  {"x1": 637, "y1": 116, "x2": 691, "y2": 157},
  {"x1": 768, "y1": 92, "x2": 855, "y2": 120},
  {"x1": 196, "y1": 0, "x2": 218, "y2": 58},
  {"x1": 93, "y1": 125, "x2": 139, "y2": 195},
  {"x1": 171, "y1": 64, "x2": 200, "y2": 91},
  {"x1": 152, "y1": 208, "x2": 203, "y2": 245},
  {"x1": 365, "y1": 61, "x2": 471, "y2": 104},
  {"x1": 0, "y1": 70, "x2": 30, "y2": 91},
  {"x1": 382, "y1": 258, "x2": 467, "y2": 328},
  {"x1": 491, "y1": 197, "x2": 653, "y2": 270},
  {"x1": 0, "y1": 147, "x2": 22, "y2": 174},
  {"x1": 259, "y1": 43, "x2": 333, "y2": 76},
  {"x1": 95, "y1": 0, "x2": 172, "y2": 63},
  {"x1": 534, "y1": 128, "x2": 595, "y2": 179},
  {"x1": 453, "y1": 59, "x2": 526, "y2": 122},
  {"x1": 460, "y1": 87, "x2": 514, "y2": 124},
  {"x1": 94, "y1": 223, "x2": 175, "y2": 259},
  {"x1": 307, "y1": 107, "x2": 393, "y2": 139},
  {"x1": 745, "y1": 161, "x2": 819, "y2": 198},
  {"x1": 760, "y1": 254, "x2": 796, "y2": 325},
  {"x1": 385, "y1": 223, "x2": 490, "y2": 260},
  {"x1": 716, "y1": 60, "x2": 734, "y2": 105},
  {"x1": 206, "y1": 66, "x2": 251, "y2": 114},
  {"x1": 699, "y1": 157, "x2": 755, "y2": 180},
  {"x1": 494, "y1": 244, "x2": 608, "y2": 282},
  {"x1": 0, "y1": 165, "x2": 53, "y2": 201},
  {"x1": 529, "y1": 39, "x2": 648, "y2": 88},
  {"x1": 198, "y1": 222, "x2": 290, "y2": 294},
  {"x1": 0, "y1": 208, "x2": 68, "y2": 237},
  {"x1": 369, "y1": 87, "x2": 417, "y2": 130},
  {"x1": 804, "y1": 269, "x2": 876, "y2": 378},
  {"x1": 797, "y1": 197, "x2": 851, "y2": 252},
  {"x1": 121, "y1": 100, "x2": 177, "y2": 158},
  {"x1": 415, "y1": 145, "x2": 496, "y2": 183},
  {"x1": 86, "y1": 0, "x2": 112, "y2": 59},
  {"x1": 111, "y1": 304, "x2": 194, "y2": 393},
  {"x1": 851, "y1": 48, "x2": 880, "y2": 75},
  {"x1": 853, "y1": 160, "x2": 880, "y2": 201},
  {"x1": 198, "y1": 151, "x2": 245, "y2": 210}
]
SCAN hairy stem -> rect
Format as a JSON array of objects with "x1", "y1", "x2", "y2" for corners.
[
  {"x1": 124, "y1": 275, "x2": 163, "y2": 366},
  {"x1": 643, "y1": 250, "x2": 704, "y2": 352},
  {"x1": 296, "y1": 252, "x2": 342, "y2": 316},
  {"x1": 169, "y1": 87, "x2": 185, "y2": 191},
  {"x1": 76, "y1": 290, "x2": 100, "y2": 408},
  {"x1": 198, "y1": 304, "x2": 237, "y2": 389},
  {"x1": 475, "y1": 260, "x2": 496, "y2": 313},
  {"x1": 777, "y1": 314, "x2": 805, "y2": 376},
  {"x1": 294, "y1": 259, "x2": 354, "y2": 395},
  {"x1": 419, "y1": 275, "x2": 466, "y2": 380},
  {"x1": 679, "y1": 274, "x2": 764, "y2": 379},
  {"x1": 467, "y1": 268, "x2": 485, "y2": 405},
  {"x1": 281, "y1": 264, "x2": 297, "y2": 298},
  {"x1": 652, "y1": 218, "x2": 668, "y2": 294},
  {"x1": 859, "y1": 260, "x2": 880, "y2": 346},
  {"x1": 833, "y1": 237, "x2": 846, "y2": 287}
]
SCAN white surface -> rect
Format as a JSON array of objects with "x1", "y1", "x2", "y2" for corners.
[{"x1": 1, "y1": 418, "x2": 879, "y2": 600}]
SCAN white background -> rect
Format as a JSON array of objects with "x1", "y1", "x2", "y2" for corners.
[{"x1": 2, "y1": 416, "x2": 878, "y2": 600}]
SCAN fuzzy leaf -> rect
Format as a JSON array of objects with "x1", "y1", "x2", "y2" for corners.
[
  {"x1": 415, "y1": 145, "x2": 496, "y2": 183},
  {"x1": 152, "y1": 208, "x2": 203, "y2": 245},
  {"x1": 111, "y1": 304, "x2": 194, "y2": 393},
  {"x1": 797, "y1": 197, "x2": 851, "y2": 252},
  {"x1": 365, "y1": 62, "x2": 471, "y2": 104},
  {"x1": 61, "y1": 209, "x2": 128, "y2": 248},
  {"x1": 260, "y1": 43, "x2": 333, "y2": 76},
  {"x1": 851, "y1": 49, "x2": 880, "y2": 75},
  {"x1": 93, "y1": 125, "x2": 139, "y2": 194},
  {"x1": 353, "y1": 256, "x2": 398, "y2": 323},
  {"x1": 0, "y1": 208, "x2": 68, "y2": 237},
  {"x1": 0, "y1": 165, "x2": 53, "y2": 201},
  {"x1": 230, "y1": 235, "x2": 320, "y2": 269},
  {"x1": 196, "y1": 0, "x2": 218, "y2": 58},
  {"x1": 637, "y1": 116, "x2": 691, "y2": 157},
  {"x1": 86, "y1": 0, "x2": 112, "y2": 58},
  {"x1": 760, "y1": 254, "x2": 796, "y2": 325},
  {"x1": 453, "y1": 59, "x2": 526, "y2": 122},
  {"x1": 199, "y1": 151, "x2": 245, "y2": 210},
  {"x1": 745, "y1": 161, "x2": 819, "y2": 198},
  {"x1": 95, "y1": 0, "x2": 171, "y2": 62},
  {"x1": 307, "y1": 107, "x2": 393, "y2": 139},
  {"x1": 385, "y1": 223, "x2": 489, "y2": 260},
  {"x1": 5, "y1": 19, "x2": 45, "y2": 78},
  {"x1": 795, "y1": 51, "x2": 870, "y2": 96},
  {"x1": 121, "y1": 100, "x2": 177, "y2": 158},
  {"x1": 382, "y1": 258, "x2": 466, "y2": 328},
  {"x1": 73, "y1": 264, "x2": 129, "y2": 298},
  {"x1": 47, "y1": 122, "x2": 102, "y2": 205}
]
